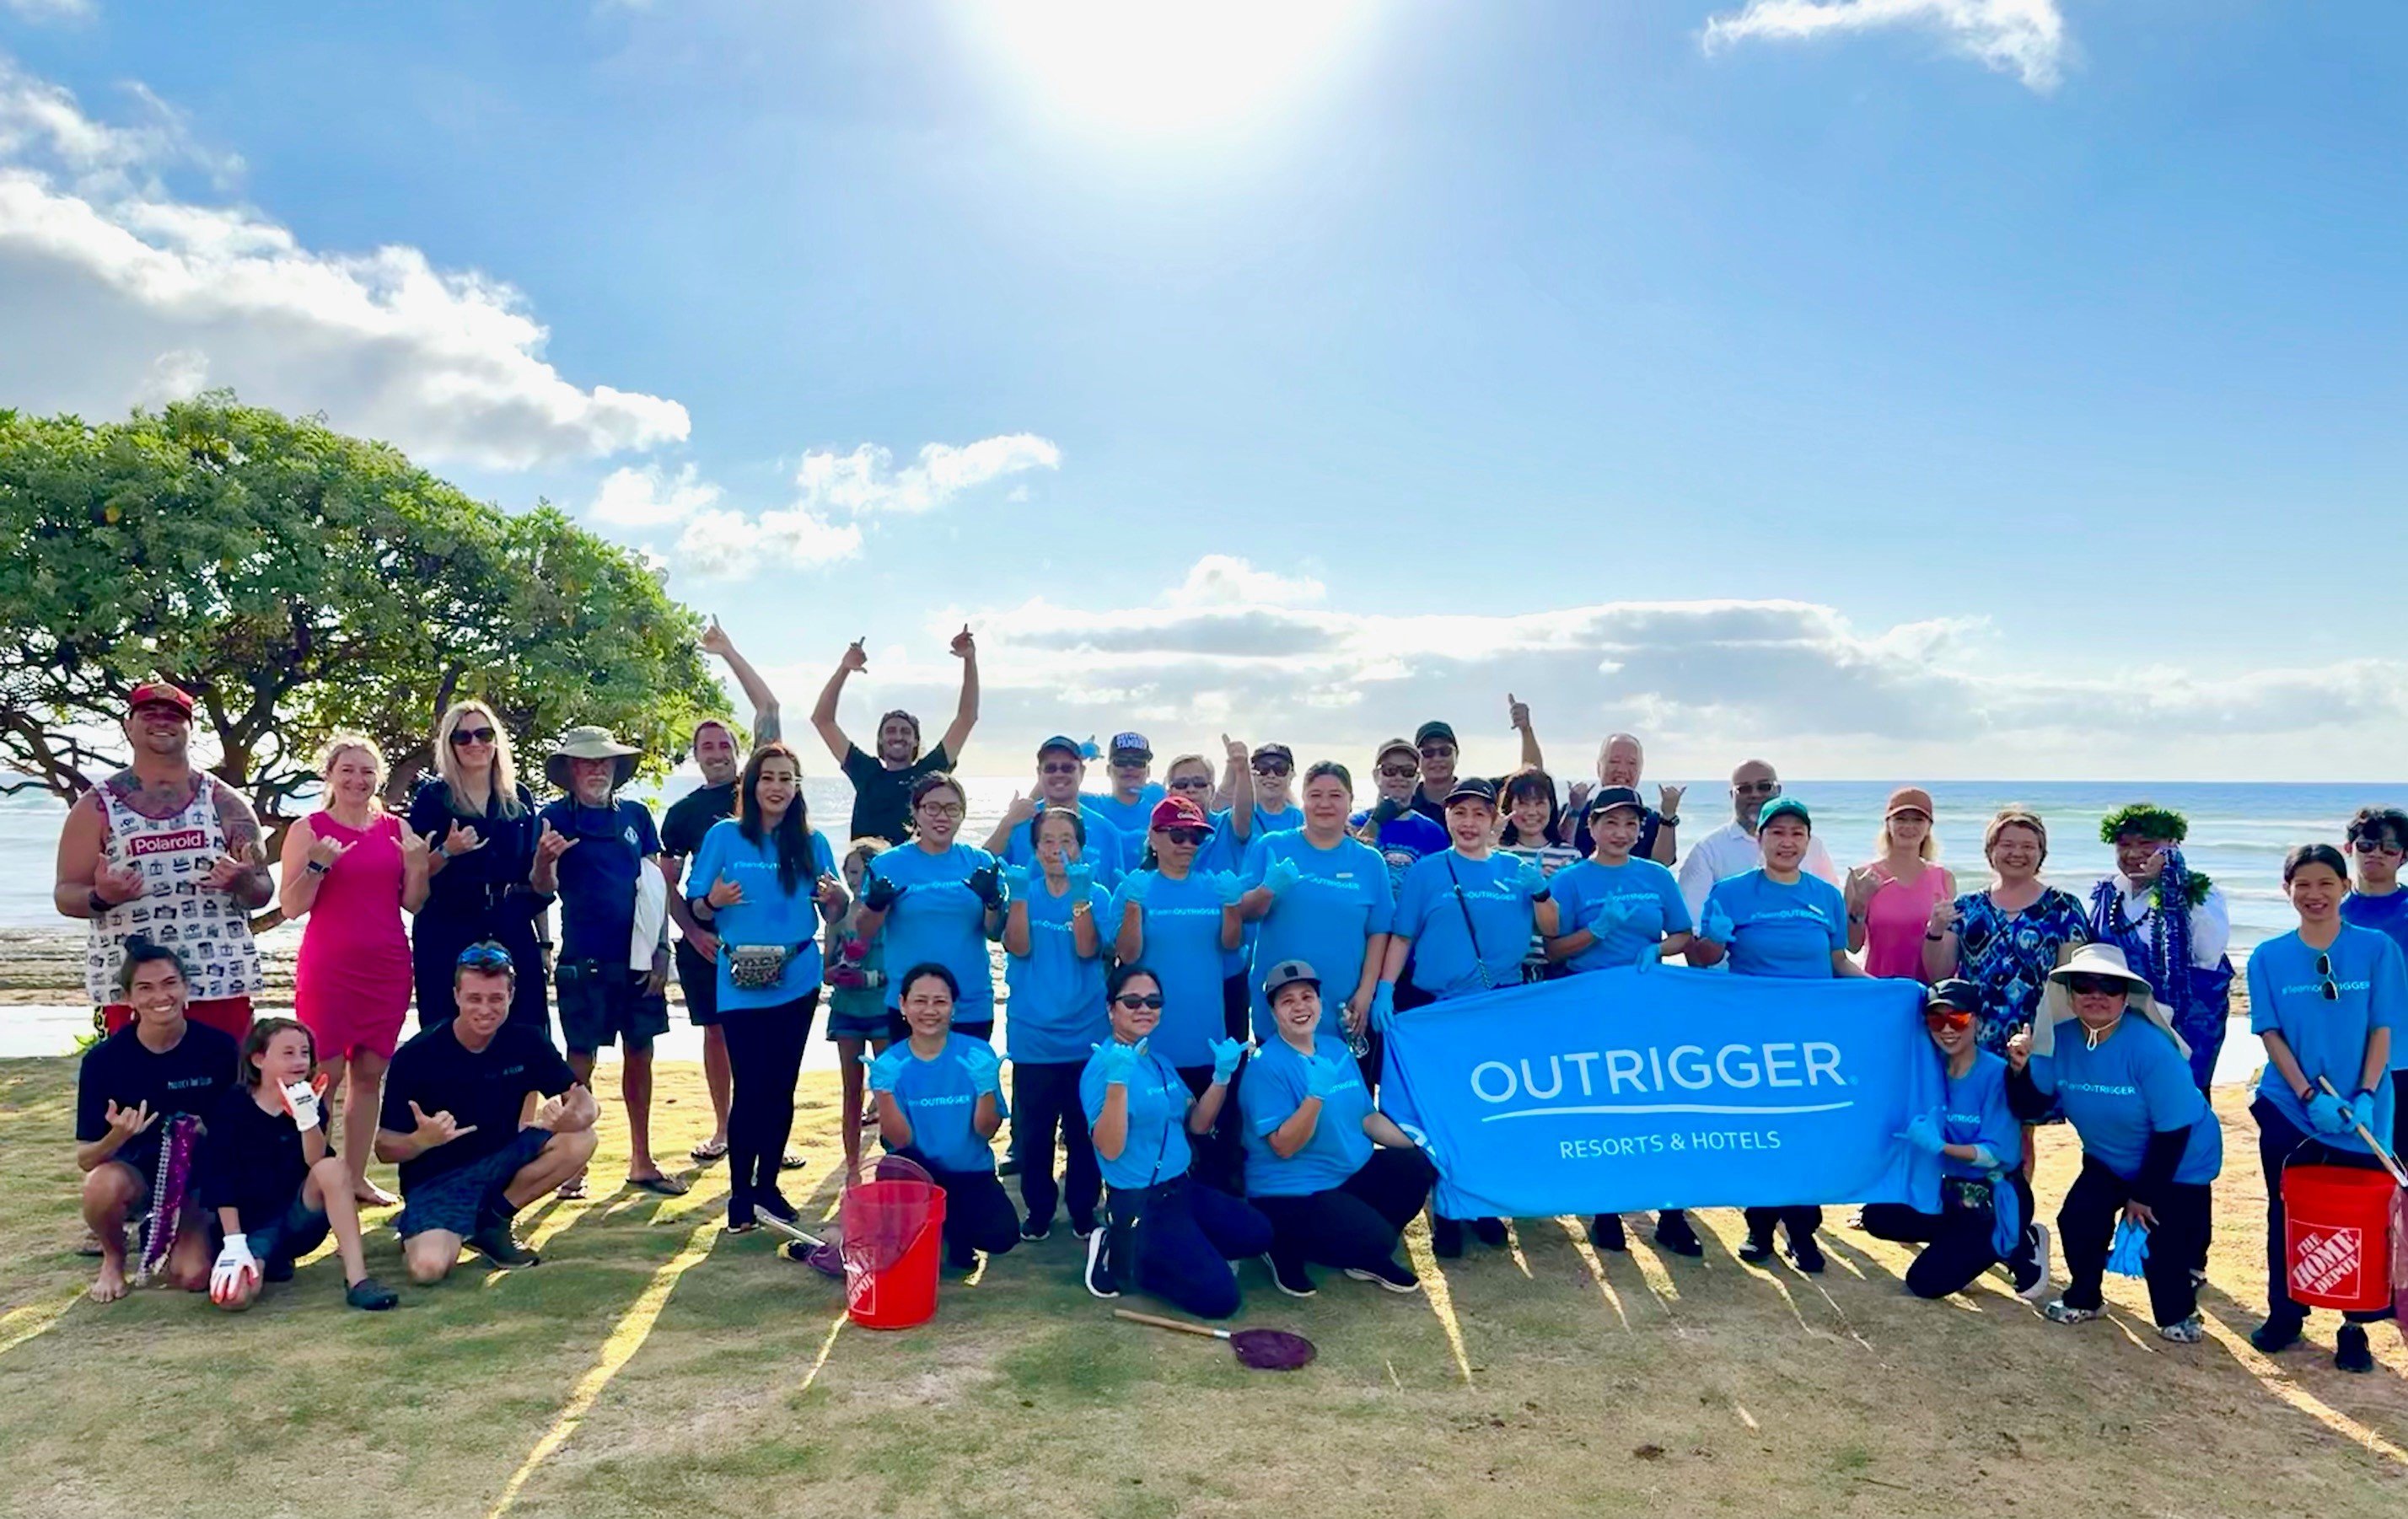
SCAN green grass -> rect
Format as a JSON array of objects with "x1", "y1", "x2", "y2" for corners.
[{"x1": 3, "y1": 1055, "x2": 2405, "y2": 1517}]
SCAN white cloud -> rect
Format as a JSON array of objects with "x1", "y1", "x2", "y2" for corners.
[
  {"x1": 589, "y1": 461, "x2": 721, "y2": 527},
  {"x1": 675, "y1": 506, "x2": 862, "y2": 579},
  {"x1": 1166, "y1": 553, "x2": 1325, "y2": 608},
  {"x1": 0, "y1": 56, "x2": 689, "y2": 469},
  {"x1": 1, "y1": 0, "x2": 94, "y2": 23},
  {"x1": 794, "y1": 433, "x2": 1062, "y2": 516},
  {"x1": 1702, "y1": 0, "x2": 2068, "y2": 92}
]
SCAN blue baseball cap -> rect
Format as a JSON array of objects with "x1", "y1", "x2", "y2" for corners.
[{"x1": 1037, "y1": 735, "x2": 1082, "y2": 759}]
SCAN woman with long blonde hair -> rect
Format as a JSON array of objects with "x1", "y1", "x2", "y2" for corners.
[{"x1": 408, "y1": 701, "x2": 552, "y2": 1039}]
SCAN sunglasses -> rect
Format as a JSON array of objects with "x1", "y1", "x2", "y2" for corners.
[
  {"x1": 2063, "y1": 974, "x2": 2127, "y2": 997},
  {"x1": 2316, "y1": 952, "x2": 2340, "y2": 1002},
  {"x1": 1167, "y1": 776, "x2": 1212, "y2": 791},
  {"x1": 1377, "y1": 764, "x2": 1419, "y2": 780},
  {"x1": 456, "y1": 942, "x2": 515, "y2": 972},
  {"x1": 1161, "y1": 828, "x2": 1211, "y2": 846},
  {"x1": 1040, "y1": 763, "x2": 1081, "y2": 776},
  {"x1": 1733, "y1": 781, "x2": 1779, "y2": 795},
  {"x1": 449, "y1": 726, "x2": 497, "y2": 747},
  {"x1": 1113, "y1": 993, "x2": 1165, "y2": 1011},
  {"x1": 2352, "y1": 837, "x2": 2405, "y2": 857},
  {"x1": 1417, "y1": 744, "x2": 1454, "y2": 760},
  {"x1": 1252, "y1": 761, "x2": 1292, "y2": 776},
  {"x1": 1923, "y1": 1009, "x2": 1975, "y2": 1033}
]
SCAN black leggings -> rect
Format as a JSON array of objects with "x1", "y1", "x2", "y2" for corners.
[
  {"x1": 1862, "y1": 1171, "x2": 2034, "y2": 1299},
  {"x1": 1011, "y1": 1060, "x2": 1100, "y2": 1232},
  {"x1": 1744, "y1": 1205, "x2": 1824, "y2": 1244},
  {"x1": 2253, "y1": 1097, "x2": 2398, "y2": 1325},
  {"x1": 1252, "y1": 1146, "x2": 1436, "y2": 1275},
  {"x1": 911, "y1": 1160, "x2": 1021, "y2": 1266},
  {"x1": 720, "y1": 994, "x2": 817, "y2": 1215},
  {"x1": 2057, "y1": 1153, "x2": 2210, "y2": 1326},
  {"x1": 1104, "y1": 1178, "x2": 1273, "y2": 1320}
]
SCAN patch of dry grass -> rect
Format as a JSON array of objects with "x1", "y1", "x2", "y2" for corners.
[{"x1": 3, "y1": 1056, "x2": 2402, "y2": 1518}]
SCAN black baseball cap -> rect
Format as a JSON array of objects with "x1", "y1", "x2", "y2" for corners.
[
  {"x1": 1587, "y1": 785, "x2": 1646, "y2": 819},
  {"x1": 1927, "y1": 979, "x2": 1984, "y2": 1014},
  {"x1": 1252, "y1": 742, "x2": 1294, "y2": 767},
  {"x1": 1414, "y1": 720, "x2": 1457, "y2": 749},
  {"x1": 1261, "y1": 959, "x2": 1321, "y2": 1002},
  {"x1": 1444, "y1": 777, "x2": 1497, "y2": 808}
]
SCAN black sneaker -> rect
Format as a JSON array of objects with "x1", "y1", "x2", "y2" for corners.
[
  {"x1": 1343, "y1": 1258, "x2": 1422, "y2": 1294},
  {"x1": 1588, "y1": 1213, "x2": 1628, "y2": 1252},
  {"x1": 1654, "y1": 1211, "x2": 1704, "y2": 1259},
  {"x1": 997, "y1": 1157, "x2": 1022, "y2": 1178},
  {"x1": 755, "y1": 1189, "x2": 799, "y2": 1225},
  {"x1": 1070, "y1": 1216, "x2": 1099, "y2": 1240},
  {"x1": 345, "y1": 1277, "x2": 399, "y2": 1311},
  {"x1": 2249, "y1": 1313, "x2": 2305, "y2": 1354},
  {"x1": 1737, "y1": 1234, "x2": 1776, "y2": 1265},
  {"x1": 946, "y1": 1244, "x2": 980, "y2": 1273},
  {"x1": 1019, "y1": 1215, "x2": 1052, "y2": 1243},
  {"x1": 466, "y1": 1224, "x2": 539, "y2": 1269},
  {"x1": 1470, "y1": 1217, "x2": 1508, "y2": 1248},
  {"x1": 1083, "y1": 1225, "x2": 1119, "y2": 1299},
  {"x1": 1431, "y1": 1216, "x2": 1465, "y2": 1259},
  {"x1": 1260, "y1": 1252, "x2": 1318, "y2": 1298},
  {"x1": 2335, "y1": 1325, "x2": 2375, "y2": 1373},
  {"x1": 1786, "y1": 1234, "x2": 1826, "y2": 1275},
  {"x1": 2012, "y1": 1223, "x2": 2052, "y2": 1302}
]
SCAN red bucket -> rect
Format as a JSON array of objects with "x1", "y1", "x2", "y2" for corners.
[
  {"x1": 2282, "y1": 1163, "x2": 2398, "y2": 1313},
  {"x1": 842, "y1": 1178, "x2": 947, "y2": 1330}
]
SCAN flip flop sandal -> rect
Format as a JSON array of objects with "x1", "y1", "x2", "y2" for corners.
[
  {"x1": 628, "y1": 1174, "x2": 691, "y2": 1196},
  {"x1": 556, "y1": 1175, "x2": 589, "y2": 1200},
  {"x1": 690, "y1": 1137, "x2": 728, "y2": 1162},
  {"x1": 781, "y1": 1149, "x2": 806, "y2": 1170}
]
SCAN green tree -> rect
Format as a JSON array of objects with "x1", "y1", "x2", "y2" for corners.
[{"x1": 0, "y1": 395, "x2": 727, "y2": 817}]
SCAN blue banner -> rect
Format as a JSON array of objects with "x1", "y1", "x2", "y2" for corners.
[{"x1": 1380, "y1": 966, "x2": 1945, "y2": 1220}]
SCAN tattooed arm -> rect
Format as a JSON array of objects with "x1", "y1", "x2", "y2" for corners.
[{"x1": 206, "y1": 784, "x2": 277, "y2": 910}]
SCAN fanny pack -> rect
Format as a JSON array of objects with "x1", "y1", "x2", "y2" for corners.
[
  {"x1": 727, "y1": 943, "x2": 793, "y2": 991},
  {"x1": 1941, "y1": 1176, "x2": 1994, "y2": 1213}
]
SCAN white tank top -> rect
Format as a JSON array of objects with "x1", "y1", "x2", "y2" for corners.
[{"x1": 84, "y1": 775, "x2": 265, "y2": 1004}]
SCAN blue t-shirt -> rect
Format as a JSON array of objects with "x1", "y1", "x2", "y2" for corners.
[
  {"x1": 865, "y1": 842, "x2": 1000, "y2": 1019},
  {"x1": 1002, "y1": 879, "x2": 1112, "y2": 1065},
  {"x1": 1349, "y1": 808, "x2": 1449, "y2": 898},
  {"x1": 1084, "y1": 786, "x2": 1166, "y2": 862},
  {"x1": 1937, "y1": 1050, "x2": 2021, "y2": 1182},
  {"x1": 1392, "y1": 850, "x2": 1532, "y2": 1001},
  {"x1": 1001, "y1": 805, "x2": 1126, "y2": 888},
  {"x1": 1251, "y1": 803, "x2": 1306, "y2": 836},
  {"x1": 2248, "y1": 926, "x2": 2405, "y2": 1146},
  {"x1": 1548, "y1": 856, "x2": 1692, "y2": 974},
  {"x1": 1081, "y1": 1042, "x2": 1192, "y2": 1189},
  {"x1": 1241, "y1": 831, "x2": 1396, "y2": 1037},
  {"x1": 2029, "y1": 1019, "x2": 2222, "y2": 1184},
  {"x1": 1108, "y1": 869, "x2": 1239, "y2": 1068},
  {"x1": 871, "y1": 1033, "x2": 994, "y2": 1173},
  {"x1": 1704, "y1": 870, "x2": 1847, "y2": 980},
  {"x1": 685, "y1": 820, "x2": 837, "y2": 1012},
  {"x1": 2341, "y1": 891, "x2": 2408, "y2": 1024},
  {"x1": 1239, "y1": 1033, "x2": 1375, "y2": 1198},
  {"x1": 538, "y1": 798, "x2": 661, "y2": 963}
]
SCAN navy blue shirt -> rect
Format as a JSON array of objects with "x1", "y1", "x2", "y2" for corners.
[{"x1": 538, "y1": 797, "x2": 661, "y2": 964}]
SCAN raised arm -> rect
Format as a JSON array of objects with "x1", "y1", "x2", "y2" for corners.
[
  {"x1": 1509, "y1": 693, "x2": 1542, "y2": 770},
  {"x1": 701, "y1": 616, "x2": 782, "y2": 744},
  {"x1": 809, "y1": 639, "x2": 868, "y2": 765},
  {"x1": 937, "y1": 625, "x2": 979, "y2": 760}
]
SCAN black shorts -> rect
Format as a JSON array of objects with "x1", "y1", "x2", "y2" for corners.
[
  {"x1": 556, "y1": 963, "x2": 670, "y2": 1055},
  {"x1": 249, "y1": 1192, "x2": 331, "y2": 1266},
  {"x1": 396, "y1": 1128, "x2": 554, "y2": 1241},
  {"x1": 674, "y1": 939, "x2": 719, "y2": 1028}
]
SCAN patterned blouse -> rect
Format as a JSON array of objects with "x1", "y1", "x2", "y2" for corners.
[{"x1": 1951, "y1": 886, "x2": 2093, "y2": 1055}]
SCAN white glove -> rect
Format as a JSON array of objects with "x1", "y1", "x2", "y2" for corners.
[
  {"x1": 277, "y1": 1079, "x2": 323, "y2": 1132},
  {"x1": 210, "y1": 1233, "x2": 261, "y2": 1306}
]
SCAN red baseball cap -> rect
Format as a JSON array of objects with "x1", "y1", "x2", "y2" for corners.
[
  {"x1": 127, "y1": 680, "x2": 196, "y2": 717},
  {"x1": 1149, "y1": 795, "x2": 1208, "y2": 831}
]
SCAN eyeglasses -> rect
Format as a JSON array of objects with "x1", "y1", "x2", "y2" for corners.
[
  {"x1": 2063, "y1": 974, "x2": 2126, "y2": 997},
  {"x1": 449, "y1": 727, "x2": 496, "y2": 747},
  {"x1": 1417, "y1": 744, "x2": 1454, "y2": 760},
  {"x1": 917, "y1": 802, "x2": 965, "y2": 819},
  {"x1": 1733, "y1": 781, "x2": 1779, "y2": 796},
  {"x1": 1252, "y1": 761, "x2": 1291, "y2": 776},
  {"x1": 1162, "y1": 828, "x2": 1210, "y2": 846},
  {"x1": 1377, "y1": 765, "x2": 1419, "y2": 780},
  {"x1": 456, "y1": 942, "x2": 515, "y2": 973},
  {"x1": 2352, "y1": 837, "x2": 2405, "y2": 858},
  {"x1": 1113, "y1": 993, "x2": 1165, "y2": 1010},
  {"x1": 1040, "y1": 763, "x2": 1081, "y2": 776},
  {"x1": 1923, "y1": 1009, "x2": 1974, "y2": 1033},
  {"x1": 2316, "y1": 952, "x2": 2339, "y2": 1001}
]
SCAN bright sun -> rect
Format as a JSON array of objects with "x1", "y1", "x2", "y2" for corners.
[{"x1": 971, "y1": 0, "x2": 1371, "y2": 135}]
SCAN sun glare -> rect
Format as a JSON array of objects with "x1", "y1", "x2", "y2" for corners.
[{"x1": 973, "y1": 0, "x2": 1370, "y2": 135}]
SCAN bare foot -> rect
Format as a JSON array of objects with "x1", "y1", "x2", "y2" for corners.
[
  {"x1": 89, "y1": 1263, "x2": 129, "y2": 1303},
  {"x1": 354, "y1": 1181, "x2": 399, "y2": 1208}
]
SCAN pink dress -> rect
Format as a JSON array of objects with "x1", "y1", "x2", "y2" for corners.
[
  {"x1": 1861, "y1": 861, "x2": 1949, "y2": 981},
  {"x1": 294, "y1": 811, "x2": 413, "y2": 1060}
]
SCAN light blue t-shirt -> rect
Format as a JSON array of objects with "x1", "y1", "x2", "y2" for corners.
[
  {"x1": 1704, "y1": 870, "x2": 1847, "y2": 980},
  {"x1": 2030, "y1": 1019, "x2": 2222, "y2": 1184},
  {"x1": 2248, "y1": 925, "x2": 2405, "y2": 1148},
  {"x1": 1251, "y1": 802, "x2": 1307, "y2": 837},
  {"x1": 871, "y1": 1033, "x2": 994, "y2": 1174},
  {"x1": 1392, "y1": 850, "x2": 1533, "y2": 1002},
  {"x1": 1937, "y1": 1050, "x2": 2021, "y2": 1182},
  {"x1": 1084, "y1": 786, "x2": 1166, "y2": 864},
  {"x1": 1241, "y1": 831, "x2": 1396, "y2": 1038},
  {"x1": 1239, "y1": 1033, "x2": 1375, "y2": 1198},
  {"x1": 1001, "y1": 805, "x2": 1126, "y2": 888},
  {"x1": 1002, "y1": 879, "x2": 1112, "y2": 1065},
  {"x1": 1193, "y1": 810, "x2": 1255, "y2": 975},
  {"x1": 865, "y1": 842, "x2": 999, "y2": 1019},
  {"x1": 1080, "y1": 1042, "x2": 1193, "y2": 1190},
  {"x1": 1107, "y1": 869, "x2": 1239, "y2": 1069},
  {"x1": 685, "y1": 820, "x2": 838, "y2": 1012},
  {"x1": 1548, "y1": 856, "x2": 1692, "y2": 974}
]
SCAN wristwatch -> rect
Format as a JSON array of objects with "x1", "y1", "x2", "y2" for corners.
[
  {"x1": 305, "y1": 860, "x2": 331, "y2": 875},
  {"x1": 1658, "y1": 814, "x2": 1681, "y2": 828}
]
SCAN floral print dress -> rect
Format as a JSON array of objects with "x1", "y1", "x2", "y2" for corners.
[{"x1": 1951, "y1": 886, "x2": 2092, "y2": 1055}]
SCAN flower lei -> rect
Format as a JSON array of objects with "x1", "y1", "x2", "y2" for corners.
[
  {"x1": 2088, "y1": 846, "x2": 2212, "y2": 1027},
  {"x1": 134, "y1": 1113, "x2": 200, "y2": 1286}
]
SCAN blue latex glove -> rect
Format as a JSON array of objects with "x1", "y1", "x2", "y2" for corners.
[
  {"x1": 1989, "y1": 1173, "x2": 2024, "y2": 1261},
  {"x1": 1263, "y1": 857, "x2": 1304, "y2": 898},
  {"x1": 2105, "y1": 1216, "x2": 2151, "y2": 1277},
  {"x1": 961, "y1": 1042, "x2": 1002, "y2": 1098},
  {"x1": 863, "y1": 1052, "x2": 899, "y2": 1094},
  {"x1": 1120, "y1": 869, "x2": 1157, "y2": 907},
  {"x1": 1369, "y1": 981, "x2": 1396, "y2": 1033},
  {"x1": 1582, "y1": 898, "x2": 1630, "y2": 937},
  {"x1": 1702, "y1": 904, "x2": 1737, "y2": 943},
  {"x1": 1211, "y1": 870, "x2": 1244, "y2": 907},
  {"x1": 2349, "y1": 1088, "x2": 2378, "y2": 1135},
  {"x1": 1895, "y1": 1110, "x2": 1948, "y2": 1157},
  {"x1": 1208, "y1": 1037, "x2": 1247, "y2": 1084},
  {"x1": 2307, "y1": 1090, "x2": 2355, "y2": 1135},
  {"x1": 1001, "y1": 863, "x2": 1031, "y2": 899},
  {"x1": 1514, "y1": 859, "x2": 1549, "y2": 900},
  {"x1": 1092, "y1": 1039, "x2": 1144, "y2": 1086},
  {"x1": 1064, "y1": 860, "x2": 1094, "y2": 896},
  {"x1": 1303, "y1": 1053, "x2": 1346, "y2": 1101},
  {"x1": 1631, "y1": 942, "x2": 1663, "y2": 974}
]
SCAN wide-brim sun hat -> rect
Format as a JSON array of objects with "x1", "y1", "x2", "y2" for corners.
[
  {"x1": 545, "y1": 726, "x2": 642, "y2": 792},
  {"x1": 2031, "y1": 942, "x2": 2189, "y2": 1061}
]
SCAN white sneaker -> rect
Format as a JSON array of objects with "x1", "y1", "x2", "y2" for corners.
[
  {"x1": 2158, "y1": 1312, "x2": 2205, "y2": 1344},
  {"x1": 2015, "y1": 1223, "x2": 2053, "y2": 1302}
]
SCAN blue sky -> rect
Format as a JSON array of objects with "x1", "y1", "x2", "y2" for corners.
[{"x1": 3, "y1": 1, "x2": 2403, "y2": 781}]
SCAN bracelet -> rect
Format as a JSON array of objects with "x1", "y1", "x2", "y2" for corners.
[
  {"x1": 305, "y1": 860, "x2": 331, "y2": 876},
  {"x1": 87, "y1": 889, "x2": 116, "y2": 915},
  {"x1": 1924, "y1": 931, "x2": 1946, "y2": 942},
  {"x1": 1658, "y1": 815, "x2": 1680, "y2": 829}
]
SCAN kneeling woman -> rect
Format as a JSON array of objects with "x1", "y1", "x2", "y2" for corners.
[
  {"x1": 197, "y1": 1017, "x2": 398, "y2": 1311},
  {"x1": 2244, "y1": 843, "x2": 2403, "y2": 1372},
  {"x1": 1240, "y1": 959, "x2": 1434, "y2": 1297},
  {"x1": 866, "y1": 964, "x2": 1020, "y2": 1271},
  {"x1": 2007, "y1": 945, "x2": 2222, "y2": 1342},
  {"x1": 1083, "y1": 964, "x2": 1272, "y2": 1318},
  {"x1": 1861, "y1": 980, "x2": 2047, "y2": 1301}
]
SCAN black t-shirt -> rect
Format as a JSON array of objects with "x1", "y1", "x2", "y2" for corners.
[
  {"x1": 196, "y1": 1084, "x2": 318, "y2": 1231},
  {"x1": 379, "y1": 1022, "x2": 577, "y2": 1194},
  {"x1": 662, "y1": 781, "x2": 738, "y2": 955},
  {"x1": 409, "y1": 776, "x2": 546, "y2": 927},
  {"x1": 840, "y1": 742, "x2": 953, "y2": 845},
  {"x1": 76, "y1": 1023, "x2": 237, "y2": 1178},
  {"x1": 1408, "y1": 777, "x2": 1513, "y2": 826}
]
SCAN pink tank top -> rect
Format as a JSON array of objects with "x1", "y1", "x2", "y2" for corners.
[
  {"x1": 293, "y1": 811, "x2": 411, "y2": 1022},
  {"x1": 1861, "y1": 861, "x2": 1949, "y2": 981}
]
